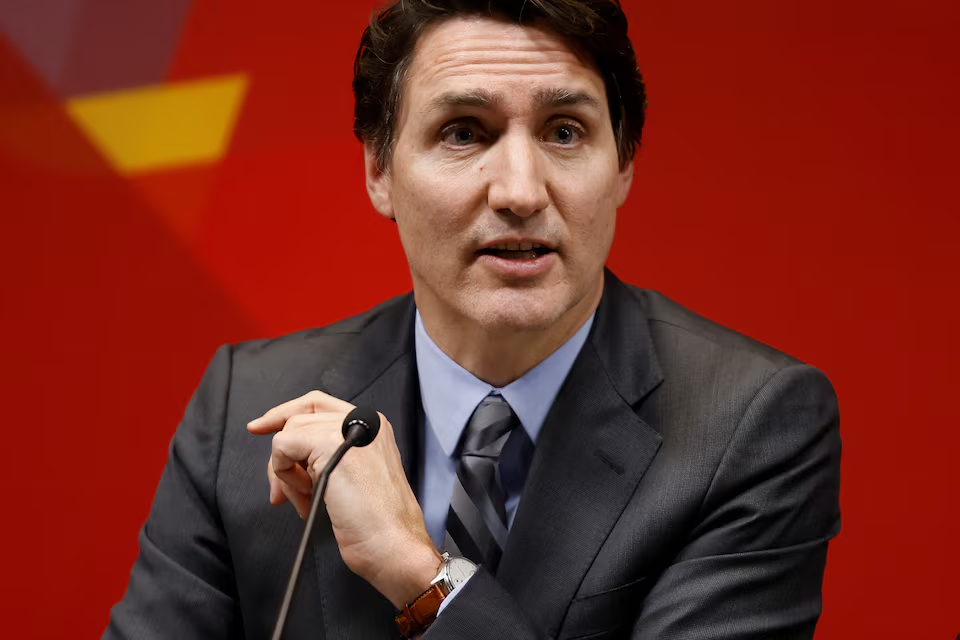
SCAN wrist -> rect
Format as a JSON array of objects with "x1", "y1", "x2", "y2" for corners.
[
  {"x1": 394, "y1": 553, "x2": 477, "y2": 638},
  {"x1": 376, "y1": 539, "x2": 442, "y2": 609}
]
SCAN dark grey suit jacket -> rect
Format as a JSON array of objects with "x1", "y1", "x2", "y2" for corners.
[{"x1": 105, "y1": 272, "x2": 841, "y2": 639}]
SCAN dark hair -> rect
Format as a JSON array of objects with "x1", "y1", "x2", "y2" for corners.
[{"x1": 353, "y1": 0, "x2": 647, "y2": 171}]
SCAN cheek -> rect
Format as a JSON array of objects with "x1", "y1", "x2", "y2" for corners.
[
  {"x1": 555, "y1": 177, "x2": 619, "y2": 253},
  {"x1": 391, "y1": 167, "x2": 481, "y2": 263},
  {"x1": 572, "y1": 210, "x2": 616, "y2": 267},
  {"x1": 396, "y1": 166, "x2": 479, "y2": 233}
]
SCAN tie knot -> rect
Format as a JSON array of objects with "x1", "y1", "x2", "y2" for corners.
[{"x1": 460, "y1": 394, "x2": 519, "y2": 456}]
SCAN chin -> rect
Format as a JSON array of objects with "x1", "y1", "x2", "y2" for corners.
[{"x1": 461, "y1": 288, "x2": 574, "y2": 334}]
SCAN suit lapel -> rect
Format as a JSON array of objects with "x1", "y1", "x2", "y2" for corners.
[
  {"x1": 299, "y1": 273, "x2": 662, "y2": 638},
  {"x1": 307, "y1": 295, "x2": 422, "y2": 640},
  {"x1": 497, "y1": 272, "x2": 664, "y2": 638}
]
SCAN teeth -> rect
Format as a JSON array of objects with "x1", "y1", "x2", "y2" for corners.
[{"x1": 486, "y1": 241, "x2": 549, "y2": 252}]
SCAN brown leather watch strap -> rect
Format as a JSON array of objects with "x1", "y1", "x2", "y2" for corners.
[{"x1": 394, "y1": 581, "x2": 451, "y2": 638}]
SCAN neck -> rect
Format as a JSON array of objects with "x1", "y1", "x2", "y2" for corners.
[{"x1": 416, "y1": 279, "x2": 602, "y2": 388}]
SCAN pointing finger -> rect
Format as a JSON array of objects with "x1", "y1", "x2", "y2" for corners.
[{"x1": 247, "y1": 389, "x2": 355, "y2": 434}]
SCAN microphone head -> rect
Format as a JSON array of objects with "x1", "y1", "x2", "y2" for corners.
[{"x1": 341, "y1": 406, "x2": 381, "y2": 447}]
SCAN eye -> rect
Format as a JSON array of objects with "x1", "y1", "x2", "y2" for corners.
[
  {"x1": 544, "y1": 121, "x2": 584, "y2": 146},
  {"x1": 440, "y1": 121, "x2": 486, "y2": 147}
]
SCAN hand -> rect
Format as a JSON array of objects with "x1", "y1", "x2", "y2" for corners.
[{"x1": 247, "y1": 390, "x2": 441, "y2": 608}]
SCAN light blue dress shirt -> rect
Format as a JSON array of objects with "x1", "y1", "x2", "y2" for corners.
[{"x1": 414, "y1": 309, "x2": 595, "y2": 552}]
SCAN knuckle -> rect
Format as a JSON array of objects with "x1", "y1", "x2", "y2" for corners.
[
  {"x1": 286, "y1": 414, "x2": 311, "y2": 430},
  {"x1": 289, "y1": 413, "x2": 322, "y2": 430}
]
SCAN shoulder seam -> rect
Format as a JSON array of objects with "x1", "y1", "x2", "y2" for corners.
[{"x1": 648, "y1": 316, "x2": 790, "y2": 368}]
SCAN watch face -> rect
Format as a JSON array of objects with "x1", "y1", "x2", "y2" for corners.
[{"x1": 447, "y1": 558, "x2": 477, "y2": 587}]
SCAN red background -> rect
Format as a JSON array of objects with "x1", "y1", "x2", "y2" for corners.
[{"x1": 1, "y1": 0, "x2": 958, "y2": 637}]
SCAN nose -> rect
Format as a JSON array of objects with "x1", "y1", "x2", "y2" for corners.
[{"x1": 486, "y1": 131, "x2": 549, "y2": 218}]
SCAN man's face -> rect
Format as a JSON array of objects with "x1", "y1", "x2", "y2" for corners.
[{"x1": 366, "y1": 17, "x2": 633, "y2": 335}]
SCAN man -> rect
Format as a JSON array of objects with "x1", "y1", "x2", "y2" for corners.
[{"x1": 106, "y1": 1, "x2": 841, "y2": 638}]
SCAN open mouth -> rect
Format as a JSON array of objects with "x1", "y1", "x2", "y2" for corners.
[{"x1": 478, "y1": 242, "x2": 555, "y2": 260}]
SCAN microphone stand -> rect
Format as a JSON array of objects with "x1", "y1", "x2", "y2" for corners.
[{"x1": 270, "y1": 423, "x2": 368, "y2": 640}]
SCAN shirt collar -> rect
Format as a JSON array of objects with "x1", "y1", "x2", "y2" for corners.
[{"x1": 415, "y1": 310, "x2": 594, "y2": 458}]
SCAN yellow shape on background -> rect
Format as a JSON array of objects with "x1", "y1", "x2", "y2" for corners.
[{"x1": 65, "y1": 74, "x2": 248, "y2": 175}]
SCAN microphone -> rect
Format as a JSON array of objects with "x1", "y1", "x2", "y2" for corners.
[
  {"x1": 270, "y1": 407, "x2": 381, "y2": 640},
  {"x1": 341, "y1": 406, "x2": 381, "y2": 447}
]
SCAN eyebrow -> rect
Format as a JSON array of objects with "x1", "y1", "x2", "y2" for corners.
[
  {"x1": 424, "y1": 89, "x2": 501, "y2": 113},
  {"x1": 423, "y1": 87, "x2": 603, "y2": 115},
  {"x1": 534, "y1": 88, "x2": 602, "y2": 112}
]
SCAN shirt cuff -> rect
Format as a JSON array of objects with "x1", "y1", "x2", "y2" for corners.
[{"x1": 437, "y1": 574, "x2": 472, "y2": 615}]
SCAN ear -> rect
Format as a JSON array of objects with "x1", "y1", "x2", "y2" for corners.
[
  {"x1": 614, "y1": 159, "x2": 634, "y2": 208},
  {"x1": 364, "y1": 144, "x2": 395, "y2": 220}
]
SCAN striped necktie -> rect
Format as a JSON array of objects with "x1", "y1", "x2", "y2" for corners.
[{"x1": 445, "y1": 394, "x2": 528, "y2": 574}]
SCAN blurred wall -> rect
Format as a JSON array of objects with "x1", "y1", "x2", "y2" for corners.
[{"x1": 0, "y1": 0, "x2": 957, "y2": 637}]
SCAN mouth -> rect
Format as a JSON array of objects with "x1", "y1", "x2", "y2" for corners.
[{"x1": 477, "y1": 241, "x2": 555, "y2": 260}]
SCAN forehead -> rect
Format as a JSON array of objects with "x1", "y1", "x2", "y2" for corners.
[{"x1": 402, "y1": 16, "x2": 608, "y2": 115}]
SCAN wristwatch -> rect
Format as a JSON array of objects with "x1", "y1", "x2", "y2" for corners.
[{"x1": 394, "y1": 552, "x2": 477, "y2": 638}]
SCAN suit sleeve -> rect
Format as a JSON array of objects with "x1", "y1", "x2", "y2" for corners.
[
  {"x1": 103, "y1": 345, "x2": 244, "y2": 640},
  {"x1": 427, "y1": 363, "x2": 841, "y2": 640},
  {"x1": 630, "y1": 363, "x2": 842, "y2": 639}
]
